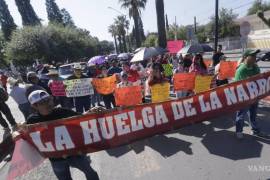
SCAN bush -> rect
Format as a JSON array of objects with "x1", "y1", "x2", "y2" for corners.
[{"x1": 5, "y1": 24, "x2": 99, "y2": 65}]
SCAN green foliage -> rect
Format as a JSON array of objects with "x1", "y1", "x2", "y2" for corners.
[
  {"x1": 15, "y1": 0, "x2": 41, "y2": 26},
  {"x1": 46, "y1": 0, "x2": 63, "y2": 24},
  {"x1": 0, "y1": 0, "x2": 17, "y2": 40},
  {"x1": 61, "y1": 8, "x2": 75, "y2": 27},
  {"x1": 0, "y1": 32, "x2": 7, "y2": 67},
  {"x1": 5, "y1": 24, "x2": 98, "y2": 65},
  {"x1": 206, "y1": 8, "x2": 239, "y2": 39},
  {"x1": 167, "y1": 23, "x2": 187, "y2": 40},
  {"x1": 247, "y1": 0, "x2": 270, "y2": 15},
  {"x1": 142, "y1": 33, "x2": 158, "y2": 47},
  {"x1": 97, "y1": 40, "x2": 115, "y2": 55}
]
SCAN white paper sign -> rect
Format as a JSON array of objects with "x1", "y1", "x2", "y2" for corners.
[{"x1": 64, "y1": 78, "x2": 94, "y2": 97}]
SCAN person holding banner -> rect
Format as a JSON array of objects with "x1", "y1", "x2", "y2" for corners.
[
  {"x1": 214, "y1": 55, "x2": 229, "y2": 86},
  {"x1": 117, "y1": 71, "x2": 133, "y2": 88},
  {"x1": 189, "y1": 54, "x2": 208, "y2": 75},
  {"x1": 122, "y1": 62, "x2": 141, "y2": 86},
  {"x1": 148, "y1": 63, "x2": 168, "y2": 86},
  {"x1": 26, "y1": 90, "x2": 100, "y2": 180},
  {"x1": 67, "y1": 64, "x2": 91, "y2": 113},
  {"x1": 234, "y1": 49, "x2": 266, "y2": 139}
]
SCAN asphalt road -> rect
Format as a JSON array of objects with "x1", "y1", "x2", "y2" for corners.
[{"x1": 0, "y1": 61, "x2": 270, "y2": 180}]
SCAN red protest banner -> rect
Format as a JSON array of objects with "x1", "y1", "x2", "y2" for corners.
[
  {"x1": 173, "y1": 73, "x2": 196, "y2": 91},
  {"x1": 115, "y1": 86, "x2": 142, "y2": 106},
  {"x1": 49, "y1": 81, "x2": 66, "y2": 97},
  {"x1": 219, "y1": 61, "x2": 238, "y2": 79},
  {"x1": 19, "y1": 71, "x2": 270, "y2": 159}
]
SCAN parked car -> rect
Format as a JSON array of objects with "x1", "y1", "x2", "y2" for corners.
[
  {"x1": 58, "y1": 62, "x2": 87, "y2": 79},
  {"x1": 257, "y1": 51, "x2": 270, "y2": 62}
]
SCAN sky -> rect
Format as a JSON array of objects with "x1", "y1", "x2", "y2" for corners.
[{"x1": 4, "y1": 0, "x2": 268, "y2": 41}]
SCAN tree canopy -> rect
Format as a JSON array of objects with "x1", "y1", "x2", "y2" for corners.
[
  {"x1": 247, "y1": 0, "x2": 270, "y2": 15},
  {"x1": 5, "y1": 24, "x2": 99, "y2": 65},
  {"x1": 46, "y1": 0, "x2": 63, "y2": 24}
]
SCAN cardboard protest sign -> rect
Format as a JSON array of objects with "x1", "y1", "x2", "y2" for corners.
[
  {"x1": 151, "y1": 82, "x2": 170, "y2": 103},
  {"x1": 173, "y1": 73, "x2": 196, "y2": 91},
  {"x1": 115, "y1": 86, "x2": 142, "y2": 106},
  {"x1": 63, "y1": 78, "x2": 94, "y2": 97},
  {"x1": 18, "y1": 71, "x2": 270, "y2": 160},
  {"x1": 49, "y1": 81, "x2": 66, "y2": 97},
  {"x1": 219, "y1": 61, "x2": 238, "y2": 79},
  {"x1": 194, "y1": 75, "x2": 214, "y2": 93},
  {"x1": 162, "y1": 64, "x2": 173, "y2": 77},
  {"x1": 92, "y1": 75, "x2": 117, "y2": 95}
]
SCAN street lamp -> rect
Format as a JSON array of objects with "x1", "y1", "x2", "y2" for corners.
[{"x1": 108, "y1": 6, "x2": 131, "y2": 52}]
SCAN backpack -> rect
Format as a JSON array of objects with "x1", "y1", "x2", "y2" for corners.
[{"x1": 0, "y1": 87, "x2": 8, "y2": 102}]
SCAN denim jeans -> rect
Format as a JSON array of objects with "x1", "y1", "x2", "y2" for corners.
[
  {"x1": 74, "y1": 96, "x2": 91, "y2": 113},
  {"x1": 18, "y1": 102, "x2": 31, "y2": 120},
  {"x1": 91, "y1": 90, "x2": 102, "y2": 107},
  {"x1": 235, "y1": 103, "x2": 260, "y2": 133},
  {"x1": 50, "y1": 155, "x2": 99, "y2": 180}
]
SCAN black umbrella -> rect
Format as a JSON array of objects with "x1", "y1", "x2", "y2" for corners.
[{"x1": 178, "y1": 44, "x2": 213, "y2": 54}]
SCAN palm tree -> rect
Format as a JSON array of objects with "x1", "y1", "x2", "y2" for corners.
[
  {"x1": 155, "y1": 0, "x2": 167, "y2": 48},
  {"x1": 119, "y1": 0, "x2": 147, "y2": 48},
  {"x1": 108, "y1": 24, "x2": 119, "y2": 54},
  {"x1": 115, "y1": 15, "x2": 129, "y2": 52}
]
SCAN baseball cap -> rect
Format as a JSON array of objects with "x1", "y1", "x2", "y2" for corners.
[
  {"x1": 28, "y1": 90, "x2": 50, "y2": 105},
  {"x1": 73, "y1": 63, "x2": 82, "y2": 70},
  {"x1": 243, "y1": 49, "x2": 260, "y2": 57}
]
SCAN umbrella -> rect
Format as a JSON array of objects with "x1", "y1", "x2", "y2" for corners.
[
  {"x1": 134, "y1": 47, "x2": 143, "y2": 54},
  {"x1": 178, "y1": 44, "x2": 204, "y2": 54},
  {"x1": 155, "y1": 46, "x2": 169, "y2": 54},
  {"x1": 88, "y1": 56, "x2": 106, "y2": 65},
  {"x1": 118, "y1": 53, "x2": 131, "y2": 60},
  {"x1": 131, "y1": 47, "x2": 160, "y2": 63},
  {"x1": 201, "y1": 44, "x2": 214, "y2": 52}
]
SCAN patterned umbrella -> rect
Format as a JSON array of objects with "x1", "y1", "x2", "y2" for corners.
[{"x1": 88, "y1": 56, "x2": 106, "y2": 65}]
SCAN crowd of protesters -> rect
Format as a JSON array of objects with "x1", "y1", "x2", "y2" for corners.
[{"x1": 0, "y1": 46, "x2": 268, "y2": 180}]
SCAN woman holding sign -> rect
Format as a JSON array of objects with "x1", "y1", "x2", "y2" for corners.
[{"x1": 189, "y1": 54, "x2": 208, "y2": 75}]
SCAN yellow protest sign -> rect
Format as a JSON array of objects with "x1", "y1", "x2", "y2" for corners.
[
  {"x1": 150, "y1": 83, "x2": 170, "y2": 103},
  {"x1": 194, "y1": 75, "x2": 213, "y2": 93}
]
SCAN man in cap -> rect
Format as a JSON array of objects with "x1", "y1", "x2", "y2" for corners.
[
  {"x1": 26, "y1": 90, "x2": 99, "y2": 180},
  {"x1": 67, "y1": 63, "x2": 91, "y2": 113},
  {"x1": 25, "y1": 71, "x2": 51, "y2": 98},
  {"x1": 234, "y1": 49, "x2": 266, "y2": 139}
]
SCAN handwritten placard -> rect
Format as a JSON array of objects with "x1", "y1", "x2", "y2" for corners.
[
  {"x1": 49, "y1": 81, "x2": 66, "y2": 97},
  {"x1": 92, "y1": 75, "x2": 117, "y2": 95},
  {"x1": 63, "y1": 78, "x2": 94, "y2": 97},
  {"x1": 151, "y1": 83, "x2": 170, "y2": 103},
  {"x1": 162, "y1": 64, "x2": 173, "y2": 77},
  {"x1": 219, "y1": 61, "x2": 238, "y2": 79},
  {"x1": 115, "y1": 86, "x2": 142, "y2": 106},
  {"x1": 173, "y1": 73, "x2": 196, "y2": 91},
  {"x1": 194, "y1": 75, "x2": 213, "y2": 93}
]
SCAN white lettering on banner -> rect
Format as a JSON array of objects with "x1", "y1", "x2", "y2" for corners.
[
  {"x1": 155, "y1": 105, "x2": 169, "y2": 125},
  {"x1": 246, "y1": 81, "x2": 259, "y2": 99},
  {"x1": 256, "y1": 79, "x2": 267, "y2": 96},
  {"x1": 199, "y1": 95, "x2": 211, "y2": 113},
  {"x1": 210, "y1": 91, "x2": 222, "y2": 110},
  {"x1": 171, "y1": 101, "x2": 185, "y2": 120},
  {"x1": 98, "y1": 117, "x2": 115, "y2": 140},
  {"x1": 236, "y1": 85, "x2": 250, "y2": 102},
  {"x1": 142, "y1": 107, "x2": 155, "y2": 128},
  {"x1": 129, "y1": 111, "x2": 144, "y2": 132},
  {"x1": 80, "y1": 120, "x2": 101, "y2": 145},
  {"x1": 115, "y1": 113, "x2": 131, "y2": 136},
  {"x1": 55, "y1": 126, "x2": 75, "y2": 150},
  {"x1": 30, "y1": 132, "x2": 55, "y2": 152},
  {"x1": 183, "y1": 98, "x2": 197, "y2": 117},
  {"x1": 224, "y1": 87, "x2": 238, "y2": 105},
  {"x1": 64, "y1": 78, "x2": 94, "y2": 97},
  {"x1": 267, "y1": 77, "x2": 270, "y2": 92}
]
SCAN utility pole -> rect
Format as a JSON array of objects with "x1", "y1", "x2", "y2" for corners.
[
  {"x1": 214, "y1": 0, "x2": 219, "y2": 52},
  {"x1": 174, "y1": 16, "x2": 177, "y2": 40},
  {"x1": 194, "y1": 16, "x2": 197, "y2": 34}
]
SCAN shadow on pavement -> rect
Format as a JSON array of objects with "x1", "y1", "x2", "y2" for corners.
[{"x1": 106, "y1": 135, "x2": 193, "y2": 158}]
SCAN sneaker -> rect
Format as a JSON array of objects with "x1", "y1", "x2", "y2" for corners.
[{"x1": 236, "y1": 132, "x2": 244, "y2": 139}]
